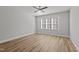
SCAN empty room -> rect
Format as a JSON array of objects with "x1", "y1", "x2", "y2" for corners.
[{"x1": 0, "y1": 6, "x2": 79, "y2": 52}]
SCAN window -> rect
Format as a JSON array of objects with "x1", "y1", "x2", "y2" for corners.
[
  {"x1": 41, "y1": 18, "x2": 46, "y2": 29},
  {"x1": 41, "y1": 19, "x2": 43, "y2": 29},
  {"x1": 41, "y1": 17, "x2": 59, "y2": 30},
  {"x1": 51, "y1": 17, "x2": 58, "y2": 30}
]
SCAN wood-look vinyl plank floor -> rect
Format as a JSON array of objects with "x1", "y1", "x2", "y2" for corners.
[{"x1": 0, "y1": 34, "x2": 77, "y2": 52}]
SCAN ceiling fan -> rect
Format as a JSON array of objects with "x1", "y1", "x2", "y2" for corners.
[{"x1": 33, "y1": 6, "x2": 48, "y2": 13}]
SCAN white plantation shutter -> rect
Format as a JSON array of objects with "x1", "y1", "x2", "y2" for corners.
[{"x1": 40, "y1": 17, "x2": 58, "y2": 30}]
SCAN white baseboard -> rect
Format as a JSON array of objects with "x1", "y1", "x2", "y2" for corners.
[
  {"x1": 70, "y1": 39, "x2": 79, "y2": 52},
  {"x1": 0, "y1": 33, "x2": 35, "y2": 44},
  {"x1": 36, "y1": 33, "x2": 70, "y2": 38}
]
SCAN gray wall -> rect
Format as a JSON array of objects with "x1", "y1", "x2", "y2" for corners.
[
  {"x1": 0, "y1": 7, "x2": 35, "y2": 42},
  {"x1": 70, "y1": 7, "x2": 79, "y2": 51},
  {"x1": 0, "y1": 6, "x2": 79, "y2": 51},
  {"x1": 36, "y1": 11, "x2": 70, "y2": 36}
]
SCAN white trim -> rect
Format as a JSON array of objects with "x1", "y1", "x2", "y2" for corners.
[
  {"x1": 36, "y1": 33, "x2": 70, "y2": 38},
  {"x1": 53, "y1": 34, "x2": 70, "y2": 38},
  {"x1": 70, "y1": 38, "x2": 79, "y2": 52},
  {"x1": 0, "y1": 33, "x2": 35, "y2": 44}
]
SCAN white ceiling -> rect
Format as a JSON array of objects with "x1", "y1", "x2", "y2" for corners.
[{"x1": 12, "y1": 6, "x2": 72, "y2": 16}]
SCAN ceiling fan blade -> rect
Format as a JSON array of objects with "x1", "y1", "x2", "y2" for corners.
[
  {"x1": 32, "y1": 6, "x2": 39, "y2": 9},
  {"x1": 41, "y1": 6, "x2": 48, "y2": 10}
]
